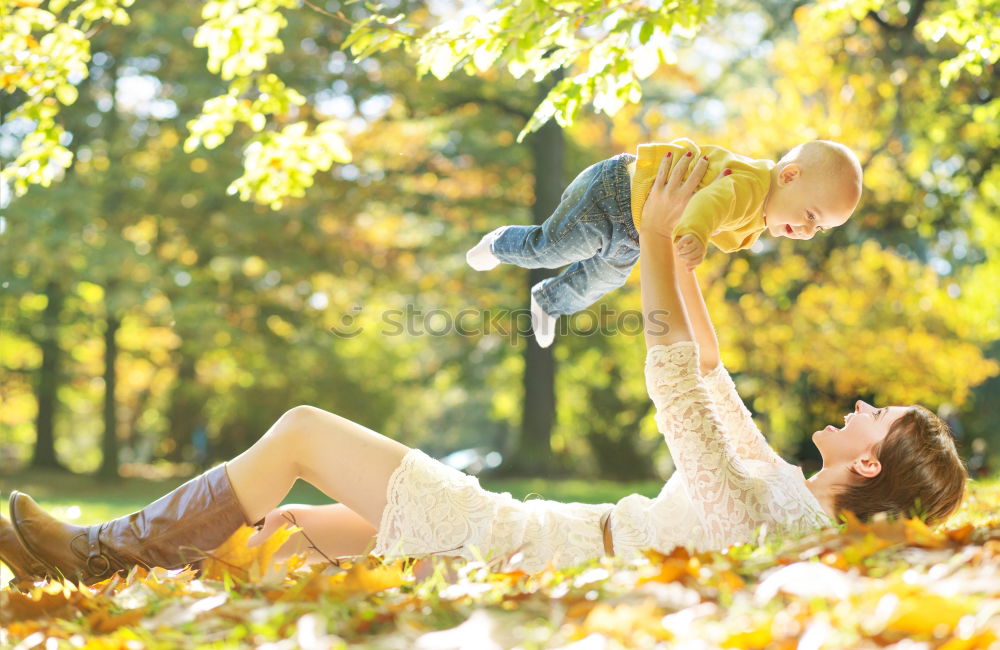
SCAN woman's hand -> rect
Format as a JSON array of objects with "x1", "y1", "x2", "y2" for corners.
[
  {"x1": 640, "y1": 152, "x2": 711, "y2": 239},
  {"x1": 638, "y1": 152, "x2": 727, "y2": 350}
]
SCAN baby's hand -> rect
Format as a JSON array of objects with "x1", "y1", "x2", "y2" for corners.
[{"x1": 675, "y1": 234, "x2": 706, "y2": 270}]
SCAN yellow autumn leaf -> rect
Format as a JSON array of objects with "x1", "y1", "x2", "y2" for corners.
[
  {"x1": 320, "y1": 559, "x2": 407, "y2": 599},
  {"x1": 201, "y1": 523, "x2": 300, "y2": 582},
  {"x1": 722, "y1": 621, "x2": 773, "y2": 649},
  {"x1": 575, "y1": 600, "x2": 672, "y2": 642},
  {"x1": 840, "y1": 534, "x2": 894, "y2": 565},
  {"x1": 887, "y1": 590, "x2": 975, "y2": 637},
  {"x1": 86, "y1": 606, "x2": 148, "y2": 634},
  {"x1": 859, "y1": 582, "x2": 978, "y2": 639},
  {"x1": 938, "y1": 631, "x2": 999, "y2": 650}
]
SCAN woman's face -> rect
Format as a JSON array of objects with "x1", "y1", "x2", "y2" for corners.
[{"x1": 812, "y1": 400, "x2": 909, "y2": 475}]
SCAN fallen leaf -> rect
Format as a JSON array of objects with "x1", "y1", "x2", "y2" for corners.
[
  {"x1": 575, "y1": 600, "x2": 673, "y2": 642},
  {"x1": 200, "y1": 523, "x2": 300, "y2": 583},
  {"x1": 86, "y1": 607, "x2": 149, "y2": 634}
]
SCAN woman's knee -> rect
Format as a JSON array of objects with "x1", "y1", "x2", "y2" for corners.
[
  {"x1": 263, "y1": 406, "x2": 326, "y2": 454},
  {"x1": 276, "y1": 405, "x2": 325, "y2": 434},
  {"x1": 283, "y1": 404, "x2": 324, "y2": 422}
]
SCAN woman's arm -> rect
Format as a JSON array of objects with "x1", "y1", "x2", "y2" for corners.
[
  {"x1": 639, "y1": 153, "x2": 711, "y2": 350},
  {"x1": 673, "y1": 261, "x2": 722, "y2": 375}
]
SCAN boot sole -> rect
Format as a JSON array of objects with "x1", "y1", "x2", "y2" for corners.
[{"x1": 8, "y1": 491, "x2": 67, "y2": 582}]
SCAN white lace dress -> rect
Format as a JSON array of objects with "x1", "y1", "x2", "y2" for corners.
[{"x1": 373, "y1": 341, "x2": 832, "y2": 572}]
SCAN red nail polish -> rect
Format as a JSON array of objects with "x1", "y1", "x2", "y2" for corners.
[
  {"x1": 666, "y1": 152, "x2": 672, "y2": 157},
  {"x1": 702, "y1": 156, "x2": 708, "y2": 161},
  {"x1": 685, "y1": 152, "x2": 693, "y2": 157},
  {"x1": 722, "y1": 168, "x2": 732, "y2": 176}
]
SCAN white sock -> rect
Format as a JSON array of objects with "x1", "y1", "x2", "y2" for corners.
[
  {"x1": 530, "y1": 293, "x2": 557, "y2": 348},
  {"x1": 466, "y1": 227, "x2": 505, "y2": 271}
]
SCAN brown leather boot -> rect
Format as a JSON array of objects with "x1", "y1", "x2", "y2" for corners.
[
  {"x1": 0, "y1": 511, "x2": 47, "y2": 585},
  {"x1": 10, "y1": 464, "x2": 250, "y2": 585}
]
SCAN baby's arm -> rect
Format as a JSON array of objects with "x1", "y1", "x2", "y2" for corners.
[
  {"x1": 671, "y1": 171, "x2": 737, "y2": 268},
  {"x1": 675, "y1": 234, "x2": 706, "y2": 270}
]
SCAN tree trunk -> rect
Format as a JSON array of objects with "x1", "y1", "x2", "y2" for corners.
[
  {"x1": 31, "y1": 282, "x2": 66, "y2": 470},
  {"x1": 164, "y1": 351, "x2": 203, "y2": 462},
  {"x1": 97, "y1": 59, "x2": 123, "y2": 479},
  {"x1": 98, "y1": 314, "x2": 120, "y2": 479},
  {"x1": 585, "y1": 366, "x2": 657, "y2": 479},
  {"x1": 513, "y1": 76, "x2": 564, "y2": 475}
]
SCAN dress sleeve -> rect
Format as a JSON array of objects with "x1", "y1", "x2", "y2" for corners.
[
  {"x1": 702, "y1": 364, "x2": 782, "y2": 464},
  {"x1": 644, "y1": 342, "x2": 767, "y2": 543}
]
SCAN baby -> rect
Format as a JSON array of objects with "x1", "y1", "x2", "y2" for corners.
[{"x1": 467, "y1": 138, "x2": 863, "y2": 347}]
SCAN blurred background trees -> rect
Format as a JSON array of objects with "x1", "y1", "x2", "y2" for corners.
[{"x1": 1, "y1": 0, "x2": 997, "y2": 480}]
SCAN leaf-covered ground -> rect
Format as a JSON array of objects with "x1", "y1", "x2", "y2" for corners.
[{"x1": 3, "y1": 478, "x2": 999, "y2": 649}]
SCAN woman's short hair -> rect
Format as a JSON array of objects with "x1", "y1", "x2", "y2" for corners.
[{"x1": 833, "y1": 405, "x2": 967, "y2": 525}]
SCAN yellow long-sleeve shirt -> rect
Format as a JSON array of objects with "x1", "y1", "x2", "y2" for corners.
[{"x1": 629, "y1": 139, "x2": 775, "y2": 253}]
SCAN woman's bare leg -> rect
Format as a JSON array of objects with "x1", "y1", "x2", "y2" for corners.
[
  {"x1": 225, "y1": 406, "x2": 410, "y2": 529},
  {"x1": 247, "y1": 504, "x2": 377, "y2": 561}
]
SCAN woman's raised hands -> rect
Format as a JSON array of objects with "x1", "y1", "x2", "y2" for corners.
[{"x1": 640, "y1": 152, "x2": 711, "y2": 240}]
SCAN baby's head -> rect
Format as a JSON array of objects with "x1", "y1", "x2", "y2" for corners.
[{"x1": 763, "y1": 140, "x2": 862, "y2": 240}]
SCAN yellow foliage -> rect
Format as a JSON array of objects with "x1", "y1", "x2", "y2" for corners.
[
  {"x1": 201, "y1": 524, "x2": 301, "y2": 584},
  {"x1": 576, "y1": 600, "x2": 673, "y2": 643},
  {"x1": 316, "y1": 559, "x2": 407, "y2": 599}
]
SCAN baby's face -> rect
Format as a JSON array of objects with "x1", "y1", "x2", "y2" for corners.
[{"x1": 763, "y1": 167, "x2": 857, "y2": 240}]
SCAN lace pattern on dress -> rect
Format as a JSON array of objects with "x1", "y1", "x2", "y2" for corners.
[
  {"x1": 636, "y1": 342, "x2": 831, "y2": 551},
  {"x1": 373, "y1": 449, "x2": 609, "y2": 573},
  {"x1": 375, "y1": 343, "x2": 832, "y2": 568},
  {"x1": 373, "y1": 449, "x2": 498, "y2": 559},
  {"x1": 703, "y1": 363, "x2": 781, "y2": 464}
]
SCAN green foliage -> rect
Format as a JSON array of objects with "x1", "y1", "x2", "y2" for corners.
[
  {"x1": 185, "y1": 0, "x2": 352, "y2": 207},
  {"x1": 0, "y1": 0, "x2": 997, "y2": 483},
  {"x1": 0, "y1": 0, "x2": 132, "y2": 195},
  {"x1": 347, "y1": 0, "x2": 717, "y2": 140},
  {"x1": 195, "y1": 0, "x2": 297, "y2": 80},
  {"x1": 820, "y1": 0, "x2": 1000, "y2": 85},
  {"x1": 3, "y1": 0, "x2": 996, "y2": 208},
  {"x1": 917, "y1": 0, "x2": 1000, "y2": 84},
  {"x1": 228, "y1": 118, "x2": 351, "y2": 209}
]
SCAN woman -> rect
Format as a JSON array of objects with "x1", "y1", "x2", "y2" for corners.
[{"x1": 0, "y1": 154, "x2": 967, "y2": 586}]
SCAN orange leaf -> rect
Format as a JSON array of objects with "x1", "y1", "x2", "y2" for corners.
[
  {"x1": 902, "y1": 518, "x2": 949, "y2": 549},
  {"x1": 944, "y1": 523, "x2": 975, "y2": 544},
  {"x1": 715, "y1": 569, "x2": 744, "y2": 592},
  {"x1": 640, "y1": 547, "x2": 701, "y2": 584},
  {"x1": 0, "y1": 581, "x2": 86, "y2": 623}
]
